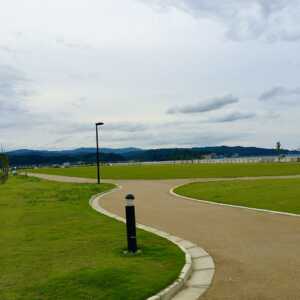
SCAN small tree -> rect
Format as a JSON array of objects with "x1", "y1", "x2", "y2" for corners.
[
  {"x1": 276, "y1": 141, "x2": 281, "y2": 161},
  {"x1": 0, "y1": 153, "x2": 9, "y2": 184}
]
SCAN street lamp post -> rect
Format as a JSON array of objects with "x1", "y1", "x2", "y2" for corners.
[{"x1": 95, "y1": 122, "x2": 104, "y2": 184}]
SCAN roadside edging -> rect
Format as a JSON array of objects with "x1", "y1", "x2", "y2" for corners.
[{"x1": 89, "y1": 187, "x2": 215, "y2": 300}]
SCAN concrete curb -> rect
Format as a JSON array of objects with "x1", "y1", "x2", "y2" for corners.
[
  {"x1": 170, "y1": 184, "x2": 300, "y2": 218},
  {"x1": 89, "y1": 187, "x2": 215, "y2": 300}
]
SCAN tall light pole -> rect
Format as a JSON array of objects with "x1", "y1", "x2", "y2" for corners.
[
  {"x1": 95, "y1": 122, "x2": 104, "y2": 184},
  {"x1": 276, "y1": 141, "x2": 281, "y2": 161}
]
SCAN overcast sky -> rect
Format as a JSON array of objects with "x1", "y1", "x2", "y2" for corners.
[{"x1": 1, "y1": 0, "x2": 300, "y2": 150}]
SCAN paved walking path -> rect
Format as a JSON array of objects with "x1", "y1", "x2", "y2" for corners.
[{"x1": 28, "y1": 173, "x2": 300, "y2": 299}]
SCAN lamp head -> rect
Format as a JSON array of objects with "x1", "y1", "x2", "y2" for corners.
[
  {"x1": 96, "y1": 122, "x2": 104, "y2": 126},
  {"x1": 125, "y1": 194, "x2": 135, "y2": 206}
]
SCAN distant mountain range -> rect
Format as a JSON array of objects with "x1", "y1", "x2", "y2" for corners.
[
  {"x1": 8, "y1": 147, "x2": 140, "y2": 156},
  {"x1": 6, "y1": 146, "x2": 300, "y2": 167}
]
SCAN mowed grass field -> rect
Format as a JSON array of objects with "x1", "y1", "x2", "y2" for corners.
[
  {"x1": 30, "y1": 162, "x2": 300, "y2": 179},
  {"x1": 174, "y1": 178, "x2": 300, "y2": 214},
  {"x1": 0, "y1": 176, "x2": 184, "y2": 300}
]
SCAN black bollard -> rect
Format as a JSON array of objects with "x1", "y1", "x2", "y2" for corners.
[{"x1": 125, "y1": 194, "x2": 138, "y2": 253}]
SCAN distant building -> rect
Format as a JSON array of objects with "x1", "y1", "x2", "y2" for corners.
[
  {"x1": 202, "y1": 153, "x2": 217, "y2": 159},
  {"x1": 62, "y1": 162, "x2": 71, "y2": 168}
]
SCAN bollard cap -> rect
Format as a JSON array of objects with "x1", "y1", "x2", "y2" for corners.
[
  {"x1": 125, "y1": 194, "x2": 135, "y2": 206},
  {"x1": 126, "y1": 194, "x2": 135, "y2": 200}
]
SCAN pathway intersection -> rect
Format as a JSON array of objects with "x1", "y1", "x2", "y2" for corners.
[{"x1": 28, "y1": 173, "x2": 300, "y2": 300}]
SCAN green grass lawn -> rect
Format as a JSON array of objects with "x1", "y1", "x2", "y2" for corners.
[
  {"x1": 29, "y1": 162, "x2": 300, "y2": 180},
  {"x1": 174, "y1": 178, "x2": 300, "y2": 214},
  {"x1": 0, "y1": 176, "x2": 184, "y2": 300}
]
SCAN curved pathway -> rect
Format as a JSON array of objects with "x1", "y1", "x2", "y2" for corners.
[{"x1": 29, "y1": 173, "x2": 300, "y2": 299}]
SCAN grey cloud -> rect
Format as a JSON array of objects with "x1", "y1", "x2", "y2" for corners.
[
  {"x1": 144, "y1": 131, "x2": 247, "y2": 147},
  {"x1": 0, "y1": 65, "x2": 30, "y2": 114},
  {"x1": 277, "y1": 30, "x2": 300, "y2": 42},
  {"x1": 44, "y1": 136, "x2": 74, "y2": 149},
  {"x1": 167, "y1": 94, "x2": 238, "y2": 114},
  {"x1": 101, "y1": 131, "x2": 154, "y2": 143},
  {"x1": 142, "y1": 0, "x2": 300, "y2": 42},
  {"x1": 13, "y1": 32, "x2": 23, "y2": 39},
  {"x1": 0, "y1": 113, "x2": 49, "y2": 131},
  {"x1": 259, "y1": 86, "x2": 300, "y2": 101},
  {"x1": 72, "y1": 96, "x2": 88, "y2": 108},
  {"x1": 55, "y1": 37, "x2": 92, "y2": 50},
  {"x1": 68, "y1": 72, "x2": 101, "y2": 81},
  {"x1": 262, "y1": 111, "x2": 280, "y2": 119},
  {"x1": 0, "y1": 65, "x2": 44, "y2": 135},
  {"x1": 0, "y1": 65, "x2": 28, "y2": 97},
  {"x1": 102, "y1": 120, "x2": 247, "y2": 147},
  {"x1": 0, "y1": 46, "x2": 16, "y2": 54},
  {"x1": 55, "y1": 121, "x2": 149, "y2": 135},
  {"x1": 81, "y1": 126, "x2": 246, "y2": 148},
  {"x1": 210, "y1": 111, "x2": 256, "y2": 123},
  {"x1": 105, "y1": 122, "x2": 148, "y2": 132}
]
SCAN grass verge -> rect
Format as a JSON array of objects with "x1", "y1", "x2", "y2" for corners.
[
  {"x1": 0, "y1": 176, "x2": 184, "y2": 300},
  {"x1": 174, "y1": 178, "x2": 300, "y2": 214},
  {"x1": 29, "y1": 162, "x2": 300, "y2": 180}
]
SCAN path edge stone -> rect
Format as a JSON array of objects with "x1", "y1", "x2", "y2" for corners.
[
  {"x1": 89, "y1": 186, "x2": 215, "y2": 300},
  {"x1": 170, "y1": 184, "x2": 300, "y2": 218}
]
